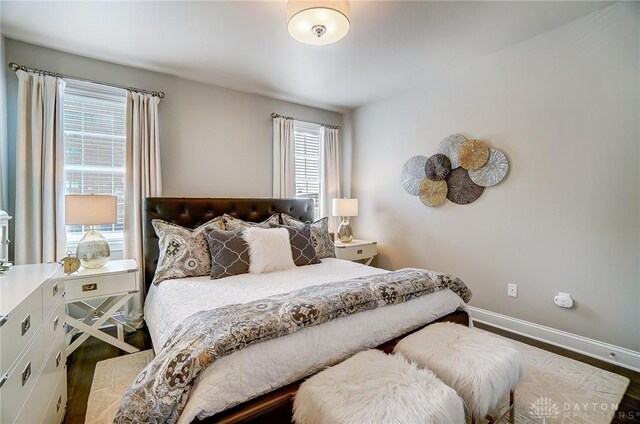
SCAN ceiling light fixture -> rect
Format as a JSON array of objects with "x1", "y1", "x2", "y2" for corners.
[{"x1": 287, "y1": 1, "x2": 351, "y2": 45}]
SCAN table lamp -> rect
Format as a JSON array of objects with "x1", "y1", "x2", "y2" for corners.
[
  {"x1": 65, "y1": 194, "x2": 117, "y2": 269},
  {"x1": 332, "y1": 198, "x2": 358, "y2": 243}
]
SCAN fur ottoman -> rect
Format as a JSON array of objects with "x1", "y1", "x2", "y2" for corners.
[
  {"x1": 293, "y1": 349, "x2": 464, "y2": 424},
  {"x1": 394, "y1": 323, "x2": 526, "y2": 424}
]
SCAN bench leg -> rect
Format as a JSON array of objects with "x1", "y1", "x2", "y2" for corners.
[{"x1": 509, "y1": 390, "x2": 515, "y2": 423}]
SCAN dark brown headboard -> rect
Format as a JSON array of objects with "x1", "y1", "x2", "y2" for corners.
[{"x1": 143, "y1": 197, "x2": 314, "y2": 293}]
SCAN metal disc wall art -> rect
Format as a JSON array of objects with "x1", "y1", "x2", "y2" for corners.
[
  {"x1": 446, "y1": 167, "x2": 485, "y2": 205},
  {"x1": 425, "y1": 154, "x2": 451, "y2": 181},
  {"x1": 469, "y1": 148, "x2": 509, "y2": 187},
  {"x1": 401, "y1": 134, "x2": 508, "y2": 207},
  {"x1": 458, "y1": 139, "x2": 489, "y2": 171},
  {"x1": 436, "y1": 134, "x2": 467, "y2": 169},
  {"x1": 419, "y1": 178, "x2": 447, "y2": 207},
  {"x1": 401, "y1": 155, "x2": 428, "y2": 196}
]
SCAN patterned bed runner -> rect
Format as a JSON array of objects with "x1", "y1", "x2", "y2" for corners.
[{"x1": 114, "y1": 268, "x2": 471, "y2": 423}]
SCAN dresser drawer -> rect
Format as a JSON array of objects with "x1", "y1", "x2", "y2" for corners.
[
  {"x1": 0, "y1": 289, "x2": 43, "y2": 375},
  {"x1": 335, "y1": 243, "x2": 377, "y2": 261},
  {"x1": 42, "y1": 370, "x2": 66, "y2": 424},
  {"x1": 43, "y1": 277, "x2": 64, "y2": 321},
  {"x1": 65, "y1": 271, "x2": 137, "y2": 302},
  {"x1": 12, "y1": 341, "x2": 65, "y2": 424},
  {"x1": 0, "y1": 330, "x2": 45, "y2": 424},
  {"x1": 42, "y1": 299, "x2": 66, "y2": 364}
]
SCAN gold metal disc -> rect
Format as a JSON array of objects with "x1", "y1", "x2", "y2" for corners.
[
  {"x1": 459, "y1": 139, "x2": 489, "y2": 171},
  {"x1": 419, "y1": 178, "x2": 448, "y2": 207}
]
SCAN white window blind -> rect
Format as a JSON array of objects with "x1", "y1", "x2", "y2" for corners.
[
  {"x1": 63, "y1": 79, "x2": 128, "y2": 251},
  {"x1": 293, "y1": 120, "x2": 321, "y2": 219}
]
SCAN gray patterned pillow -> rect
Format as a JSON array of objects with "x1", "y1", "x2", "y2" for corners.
[
  {"x1": 270, "y1": 224, "x2": 321, "y2": 266},
  {"x1": 223, "y1": 213, "x2": 281, "y2": 231},
  {"x1": 204, "y1": 228, "x2": 250, "y2": 280},
  {"x1": 152, "y1": 217, "x2": 226, "y2": 285},
  {"x1": 280, "y1": 215, "x2": 336, "y2": 259}
]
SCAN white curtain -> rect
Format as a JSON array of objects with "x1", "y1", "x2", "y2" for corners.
[
  {"x1": 319, "y1": 126, "x2": 341, "y2": 232},
  {"x1": 272, "y1": 116, "x2": 296, "y2": 198},
  {"x1": 14, "y1": 70, "x2": 66, "y2": 264},
  {"x1": 124, "y1": 92, "x2": 162, "y2": 328}
]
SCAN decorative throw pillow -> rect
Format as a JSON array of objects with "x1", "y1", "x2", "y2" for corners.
[
  {"x1": 280, "y1": 215, "x2": 336, "y2": 259},
  {"x1": 223, "y1": 213, "x2": 281, "y2": 231},
  {"x1": 270, "y1": 224, "x2": 320, "y2": 267},
  {"x1": 151, "y1": 217, "x2": 226, "y2": 285},
  {"x1": 204, "y1": 228, "x2": 250, "y2": 280},
  {"x1": 243, "y1": 227, "x2": 295, "y2": 274}
]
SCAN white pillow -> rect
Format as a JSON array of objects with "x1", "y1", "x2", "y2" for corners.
[{"x1": 243, "y1": 227, "x2": 295, "y2": 274}]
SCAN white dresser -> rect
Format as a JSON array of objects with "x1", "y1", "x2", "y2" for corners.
[{"x1": 0, "y1": 263, "x2": 67, "y2": 424}]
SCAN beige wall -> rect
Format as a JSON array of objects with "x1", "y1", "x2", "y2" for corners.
[
  {"x1": 350, "y1": 3, "x2": 640, "y2": 350},
  {"x1": 4, "y1": 39, "x2": 342, "y2": 258}
]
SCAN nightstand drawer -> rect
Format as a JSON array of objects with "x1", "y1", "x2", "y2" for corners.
[
  {"x1": 65, "y1": 271, "x2": 137, "y2": 301},
  {"x1": 335, "y1": 242, "x2": 377, "y2": 261}
]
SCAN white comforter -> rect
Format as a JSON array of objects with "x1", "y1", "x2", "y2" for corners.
[{"x1": 144, "y1": 258, "x2": 468, "y2": 423}]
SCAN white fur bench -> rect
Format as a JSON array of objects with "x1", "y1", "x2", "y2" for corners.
[
  {"x1": 293, "y1": 349, "x2": 464, "y2": 424},
  {"x1": 394, "y1": 322, "x2": 526, "y2": 424}
]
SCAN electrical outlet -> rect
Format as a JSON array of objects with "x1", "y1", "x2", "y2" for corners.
[{"x1": 508, "y1": 283, "x2": 518, "y2": 297}]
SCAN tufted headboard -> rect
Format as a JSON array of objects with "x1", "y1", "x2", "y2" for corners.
[{"x1": 142, "y1": 197, "x2": 315, "y2": 293}]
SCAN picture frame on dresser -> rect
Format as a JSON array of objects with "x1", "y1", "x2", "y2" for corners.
[{"x1": 0, "y1": 263, "x2": 67, "y2": 424}]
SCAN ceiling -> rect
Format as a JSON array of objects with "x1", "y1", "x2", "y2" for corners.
[{"x1": 0, "y1": 1, "x2": 613, "y2": 111}]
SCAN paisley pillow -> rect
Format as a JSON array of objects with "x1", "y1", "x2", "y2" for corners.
[
  {"x1": 280, "y1": 215, "x2": 336, "y2": 259},
  {"x1": 152, "y1": 217, "x2": 226, "y2": 285},
  {"x1": 223, "y1": 213, "x2": 281, "y2": 231}
]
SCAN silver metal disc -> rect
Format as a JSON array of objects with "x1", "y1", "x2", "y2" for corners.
[
  {"x1": 401, "y1": 155, "x2": 428, "y2": 196},
  {"x1": 468, "y1": 148, "x2": 509, "y2": 187},
  {"x1": 436, "y1": 134, "x2": 468, "y2": 169}
]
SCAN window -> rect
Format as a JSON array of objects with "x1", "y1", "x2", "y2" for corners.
[
  {"x1": 293, "y1": 121, "x2": 321, "y2": 218},
  {"x1": 63, "y1": 80, "x2": 127, "y2": 251}
]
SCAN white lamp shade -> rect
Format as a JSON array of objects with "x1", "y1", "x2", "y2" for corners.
[
  {"x1": 287, "y1": 0, "x2": 351, "y2": 45},
  {"x1": 332, "y1": 198, "x2": 358, "y2": 217},
  {"x1": 65, "y1": 195, "x2": 117, "y2": 225}
]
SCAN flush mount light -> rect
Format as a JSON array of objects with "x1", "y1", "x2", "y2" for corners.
[{"x1": 287, "y1": 1, "x2": 351, "y2": 45}]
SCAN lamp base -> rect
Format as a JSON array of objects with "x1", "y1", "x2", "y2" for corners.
[
  {"x1": 76, "y1": 228, "x2": 111, "y2": 269},
  {"x1": 337, "y1": 217, "x2": 353, "y2": 243}
]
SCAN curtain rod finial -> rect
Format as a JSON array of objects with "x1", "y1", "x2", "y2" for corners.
[{"x1": 8, "y1": 62, "x2": 19, "y2": 71}]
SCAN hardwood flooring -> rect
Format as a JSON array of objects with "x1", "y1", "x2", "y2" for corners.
[
  {"x1": 63, "y1": 324, "x2": 639, "y2": 424},
  {"x1": 63, "y1": 327, "x2": 151, "y2": 424}
]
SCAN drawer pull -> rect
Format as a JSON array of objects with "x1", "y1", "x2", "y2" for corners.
[
  {"x1": 53, "y1": 282, "x2": 59, "y2": 297},
  {"x1": 82, "y1": 283, "x2": 98, "y2": 292},
  {"x1": 56, "y1": 395, "x2": 62, "y2": 412},
  {"x1": 357, "y1": 249, "x2": 363, "y2": 254},
  {"x1": 21, "y1": 314, "x2": 31, "y2": 336},
  {"x1": 21, "y1": 361, "x2": 31, "y2": 386},
  {"x1": 56, "y1": 351, "x2": 62, "y2": 368},
  {"x1": 53, "y1": 315, "x2": 59, "y2": 331}
]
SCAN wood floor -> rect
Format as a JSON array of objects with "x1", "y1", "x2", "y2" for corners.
[
  {"x1": 64, "y1": 323, "x2": 640, "y2": 424},
  {"x1": 63, "y1": 327, "x2": 152, "y2": 424}
]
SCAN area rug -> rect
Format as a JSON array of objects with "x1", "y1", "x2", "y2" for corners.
[{"x1": 85, "y1": 333, "x2": 629, "y2": 424}]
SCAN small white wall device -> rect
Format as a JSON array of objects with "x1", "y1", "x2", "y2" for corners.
[{"x1": 554, "y1": 292, "x2": 574, "y2": 309}]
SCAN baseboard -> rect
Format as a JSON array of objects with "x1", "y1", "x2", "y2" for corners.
[{"x1": 469, "y1": 306, "x2": 640, "y2": 373}]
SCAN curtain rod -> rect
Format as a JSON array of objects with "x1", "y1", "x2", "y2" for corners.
[
  {"x1": 8, "y1": 62, "x2": 165, "y2": 98},
  {"x1": 271, "y1": 113, "x2": 340, "y2": 130}
]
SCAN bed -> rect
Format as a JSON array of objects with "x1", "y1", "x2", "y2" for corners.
[{"x1": 141, "y1": 197, "x2": 471, "y2": 424}]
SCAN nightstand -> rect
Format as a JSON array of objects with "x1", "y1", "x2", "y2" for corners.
[
  {"x1": 334, "y1": 240, "x2": 377, "y2": 265},
  {"x1": 51, "y1": 259, "x2": 140, "y2": 355}
]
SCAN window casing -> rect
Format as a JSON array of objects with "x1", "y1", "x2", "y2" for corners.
[
  {"x1": 293, "y1": 121, "x2": 321, "y2": 219},
  {"x1": 63, "y1": 80, "x2": 127, "y2": 251}
]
